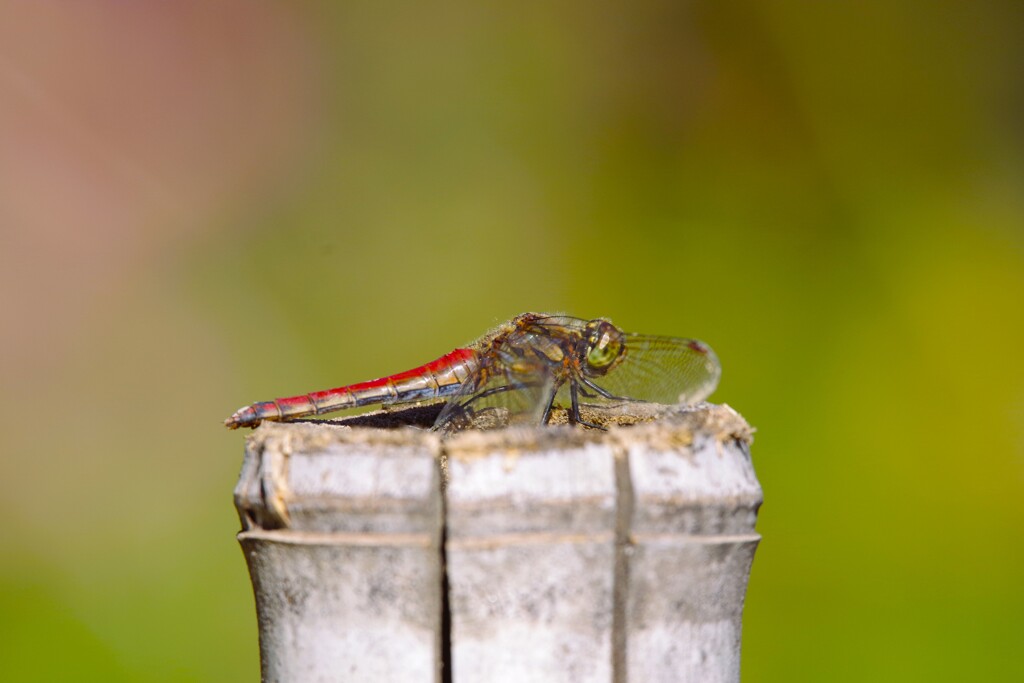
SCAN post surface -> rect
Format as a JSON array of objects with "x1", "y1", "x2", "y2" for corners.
[
  {"x1": 235, "y1": 425, "x2": 444, "y2": 683},
  {"x1": 233, "y1": 404, "x2": 760, "y2": 683},
  {"x1": 445, "y1": 430, "x2": 619, "y2": 682},
  {"x1": 623, "y1": 411, "x2": 761, "y2": 683}
]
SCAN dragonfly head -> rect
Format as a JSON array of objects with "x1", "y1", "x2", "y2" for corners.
[{"x1": 581, "y1": 319, "x2": 626, "y2": 377}]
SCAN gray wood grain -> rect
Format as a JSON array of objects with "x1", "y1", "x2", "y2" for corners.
[{"x1": 233, "y1": 403, "x2": 761, "y2": 683}]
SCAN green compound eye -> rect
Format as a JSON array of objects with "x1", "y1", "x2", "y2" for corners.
[
  {"x1": 586, "y1": 332, "x2": 622, "y2": 369},
  {"x1": 582, "y1": 319, "x2": 626, "y2": 376}
]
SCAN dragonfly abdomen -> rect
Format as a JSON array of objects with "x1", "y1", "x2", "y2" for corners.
[{"x1": 224, "y1": 348, "x2": 480, "y2": 429}]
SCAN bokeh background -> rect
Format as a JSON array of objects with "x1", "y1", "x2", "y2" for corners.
[{"x1": 2, "y1": 1, "x2": 1022, "y2": 681}]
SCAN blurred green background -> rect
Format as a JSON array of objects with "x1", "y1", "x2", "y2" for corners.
[{"x1": 1, "y1": 1, "x2": 1021, "y2": 681}]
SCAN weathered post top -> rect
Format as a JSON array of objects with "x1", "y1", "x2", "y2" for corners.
[{"x1": 234, "y1": 403, "x2": 760, "y2": 683}]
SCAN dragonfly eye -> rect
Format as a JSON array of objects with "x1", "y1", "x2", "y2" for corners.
[{"x1": 584, "y1": 321, "x2": 625, "y2": 375}]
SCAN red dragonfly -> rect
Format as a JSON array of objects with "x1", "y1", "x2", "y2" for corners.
[{"x1": 225, "y1": 313, "x2": 720, "y2": 432}]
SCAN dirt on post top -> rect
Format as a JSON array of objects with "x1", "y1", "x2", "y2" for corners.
[{"x1": 243, "y1": 401, "x2": 752, "y2": 460}]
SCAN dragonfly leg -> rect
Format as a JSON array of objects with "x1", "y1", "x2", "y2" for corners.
[
  {"x1": 570, "y1": 381, "x2": 606, "y2": 430},
  {"x1": 540, "y1": 383, "x2": 558, "y2": 425},
  {"x1": 579, "y1": 377, "x2": 630, "y2": 402}
]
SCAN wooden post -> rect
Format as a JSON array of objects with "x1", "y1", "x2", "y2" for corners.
[
  {"x1": 235, "y1": 426, "x2": 444, "y2": 683},
  {"x1": 234, "y1": 404, "x2": 760, "y2": 683},
  {"x1": 444, "y1": 429, "x2": 619, "y2": 682},
  {"x1": 620, "y1": 410, "x2": 761, "y2": 682}
]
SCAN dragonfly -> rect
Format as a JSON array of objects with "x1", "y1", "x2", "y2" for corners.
[{"x1": 224, "y1": 313, "x2": 720, "y2": 433}]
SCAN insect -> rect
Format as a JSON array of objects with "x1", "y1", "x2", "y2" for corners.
[{"x1": 224, "y1": 313, "x2": 720, "y2": 432}]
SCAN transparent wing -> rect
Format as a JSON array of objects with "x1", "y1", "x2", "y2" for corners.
[
  {"x1": 583, "y1": 335, "x2": 721, "y2": 406},
  {"x1": 433, "y1": 356, "x2": 557, "y2": 433}
]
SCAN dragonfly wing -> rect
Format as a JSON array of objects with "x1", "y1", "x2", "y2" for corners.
[
  {"x1": 582, "y1": 334, "x2": 721, "y2": 406},
  {"x1": 434, "y1": 358, "x2": 557, "y2": 433}
]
